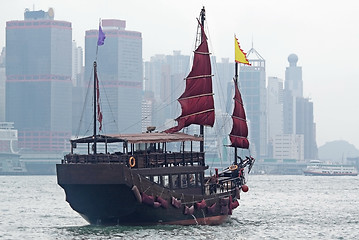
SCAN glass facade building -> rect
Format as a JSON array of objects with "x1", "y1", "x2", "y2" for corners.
[
  {"x1": 239, "y1": 48, "x2": 267, "y2": 159},
  {"x1": 5, "y1": 9, "x2": 72, "y2": 153},
  {"x1": 84, "y1": 19, "x2": 143, "y2": 134}
]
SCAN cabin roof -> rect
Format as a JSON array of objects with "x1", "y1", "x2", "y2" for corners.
[{"x1": 70, "y1": 132, "x2": 203, "y2": 144}]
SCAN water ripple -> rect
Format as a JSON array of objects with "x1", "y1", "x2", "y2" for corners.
[{"x1": 1, "y1": 175, "x2": 358, "y2": 239}]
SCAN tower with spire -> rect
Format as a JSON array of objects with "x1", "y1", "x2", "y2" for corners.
[
  {"x1": 239, "y1": 47, "x2": 267, "y2": 159},
  {"x1": 285, "y1": 54, "x2": 303, "y2": 98},
  {"x1": 283, "y1": 54, "x2": 317, "y2": 160}
]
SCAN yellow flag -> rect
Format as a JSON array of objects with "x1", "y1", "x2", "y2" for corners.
[{"x1": 235, "y1": 36, "x2": 250, "y2": 65}]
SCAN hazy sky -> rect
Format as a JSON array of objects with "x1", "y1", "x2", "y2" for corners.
[{"x1": 1, "y1": 0, "x2": 359, "y2": 149}]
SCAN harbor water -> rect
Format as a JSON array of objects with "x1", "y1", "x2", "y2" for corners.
[{"x1": 0, "y1": 175, "x2": 358, "y2": 239}]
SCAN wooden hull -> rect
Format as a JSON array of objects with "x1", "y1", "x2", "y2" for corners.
[{"x1": 56, "y1": 163, "x2": 236, "y2": 226}]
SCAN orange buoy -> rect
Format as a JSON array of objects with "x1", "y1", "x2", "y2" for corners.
[{"x1": 242, "y1": 184, "x2": 249, "y2": 192}]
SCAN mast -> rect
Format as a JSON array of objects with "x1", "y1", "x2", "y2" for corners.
[
  {"x1": 200, "y1": 6, "x2": 205, "y2": 153},
  {"x1": 164, "y1": 6, "x2": 214, "y2": 136},
  {"x1": 230, "y1": 36, "x2": 250, "y2": 162},
  {"x1": 234, "y1": 62, "x2": 238, "y2": 164},
  {"x1": 93, "y1": 61, "x2": 97, "y2": 154}
]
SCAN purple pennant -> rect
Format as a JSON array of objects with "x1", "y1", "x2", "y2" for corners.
[{"x1": 97, "y1": 25, "x2": 106, "y2": 46}]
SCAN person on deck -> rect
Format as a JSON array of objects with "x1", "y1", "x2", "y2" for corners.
[{"x1": 207, "y1": 175, "x2": 218, "y2": 194}]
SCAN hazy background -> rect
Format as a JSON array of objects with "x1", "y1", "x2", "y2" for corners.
[{"x1": 1, "y1": 0, "x2": 358, "y2": 148}]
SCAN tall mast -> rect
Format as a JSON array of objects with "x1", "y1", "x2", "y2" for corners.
[
  {"x1": 93, "y1": 61, "x2": 97, "y2": 154},
  {"x1": 234, "y1": 61, "x2": 238, "y2": 164},
  {"x1": 200, "y1": 6, "x2": 205, "y2": 154},
  {"x1": 164, "y1": 6, "x2": 214, "y2": 138},
  {"x1": 231, "y1": 36, "x2": 251, "y2": 162}
]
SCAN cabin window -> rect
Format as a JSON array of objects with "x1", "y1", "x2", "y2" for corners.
[
  {"x1": 172, "y1": 174, "x2": 180, "y2": 189},
  {"x1": 147, "y1": 143, "x2": 156, "y2": 152},
  {"x1": 180, "y1": 174, "x2": 187, "y2": 188},
  {"x1": 135, "y1": 143, "x2": 146, "y2": 152},
  {"x1": 153, "y1": 175, "x2": 160, "y2": 184},
  {"x1": 189, "y1": 174, "x2": 195, "y2": 187},
  {"x1": 196, "y1": 173, "x2": 202, "y2": 187},
  {"x1": 162, "y1": 175, "x2": 169, "y2": 188}
]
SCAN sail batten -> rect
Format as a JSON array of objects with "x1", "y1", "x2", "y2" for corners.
[
  {"x1": 186, "y1": 74, "x2": 213, "y2": 80},
  {"x1": 165, "y1": 21, "x2": 214, "y2": 134},
  {"x1": 193, "y1": 51, "x2": 211, "y2": 55},
  {"x1": 179, "y1": 93, "x2": 214, "y2": 101},
  {"x1": 177, "y1": 108, "x2": 215, "y2": 119},
  {"x1": 232, "y1": 116, "x2": 246, "y2": 121}
]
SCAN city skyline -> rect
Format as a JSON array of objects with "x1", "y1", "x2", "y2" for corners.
[{"x1": 0, "y1": 0, "x2": 358, "y2": 149}]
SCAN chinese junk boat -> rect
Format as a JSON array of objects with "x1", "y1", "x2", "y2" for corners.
[{"x1": 56, "y1": 7, "x2": 255, "y2": 225}]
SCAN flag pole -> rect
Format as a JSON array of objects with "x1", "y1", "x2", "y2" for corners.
[{"x1": 234, "y1": 43, "x2": 238, "y2": 165}]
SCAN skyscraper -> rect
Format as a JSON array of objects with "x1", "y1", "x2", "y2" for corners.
[
  {"x1": 5, "y1": 8, "x2": 72, "y2": 153},
  {"x1": 283, "y1": 54, "x2": 317, "y2": 160},
  {"x1": 0, "y1": 48, "x2": 5, "y2": 122},
  {"x1": 84, "y1": 19, "x2": 143, "y2": 134},
  {"x1": 144, "y1": 51, "x2": 189, "y2": 129},
  {"x1": 285, "y1": 54, "x2": 303, "y2": 98},
  {"x1": 296, "y1": 97, "x2": 317, "y2": 159},
  {"x1": 239, "y1": 48, "x2": 267, "y2": 158},
  {"x1": 283, "y1": 53, "x2": 302, "y2": 134},
  {"x1": 267, "y1": 76, "x2": 284, "y2": 141},
  {"x1": 71, "y1": 41, "x2": 84, "y2": 135},
  {"x1": 214, "y1": 57, "x2": 233, "y2": 114},
  {"x1": 72, "y1": 41, "x2": 83, "y2": 87}
]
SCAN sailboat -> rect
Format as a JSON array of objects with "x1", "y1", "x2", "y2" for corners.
[{"x1": 56, "y1": 7, "x2": 254, "y2": 226}]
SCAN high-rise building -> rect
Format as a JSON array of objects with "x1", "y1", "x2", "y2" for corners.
[
  {"x1": 144, "y1": 51, "x2": 189, "y2": 129},
  {"x1": 144, "y1": 54, "x2": 166, "y2": 100},
  {"x1": 71, "y1": 41, "x2": 84, "y2": 135},
  {"x1": 283, "y1": 54, "x2": 317, "y2": 160},
  {"x1": 239, "y1": 48, "x2": 267, "y2": 159},
  {"x1": 283, "y1": 53, "x2": 302, "y2": 134},
  {"x1": 72, "y1": 41, "x2": 83, "y2": 87},
  {"x1": 84, "y1": 19, "x2": 143, "y2": 134},
  {"x1": 285, "y1": 54, "x2": 303, "y2": 98},
  {"x1": 272, "y1": 134, "x2": 304, "y2": 161},
  {"x1": 5, "y1": 8, "x2": 72, "y2": 153},
  {"x1": 141, "y1": 91, "x2": 154, "y2": 132},
  {"x1": 296, "y1": 97, "x2": 317, "y2": 159},
  {"x1": 214, "y1": 57, "x2": 233, "y2": 114},
  {"x1": 0, "y1": 48, "x2": 5, "y2": 122},
  {"x1": 267, "y1": 77, "x2": 284, "y2": 141},
  {"x1": 283, "y1": 89, "x2": 296, "y2": 134},
  {"x1": 268, "y1": 76, "x2": 307, "y2": 162}
]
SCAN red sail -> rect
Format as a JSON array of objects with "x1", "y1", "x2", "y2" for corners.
[
  {"x1": 165, "y1": 28, "x2": 214, "y2": 134},
  {"x1": 229, "y1": 80, "x2": 249, "y2": 148}
]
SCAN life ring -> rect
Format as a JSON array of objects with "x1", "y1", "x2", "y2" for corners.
[
  {"x1": 229, "y1": 165, "x2": 238, "y2": 171},
  {"x1": 129, "y1": 156, "x2": 136, "y2": 168}
]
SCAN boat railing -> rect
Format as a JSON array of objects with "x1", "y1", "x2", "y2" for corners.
[
  {"x1": 62, "y1": 151, "x2": 205, "y2": 167},
  {"x1": 63, "y1": 153, "x2": 128, "y2": 164},
  {"x1": 143, "y1": 151, "x2": 204, "y2": 168},
  {"x1": 204, "y1": 176, "x2": 242, "y2": 195}
]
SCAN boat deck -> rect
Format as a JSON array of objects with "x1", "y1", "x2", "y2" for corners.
[{"x1": 63, "y1": 151, "x2": 205, "y2": 168}]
